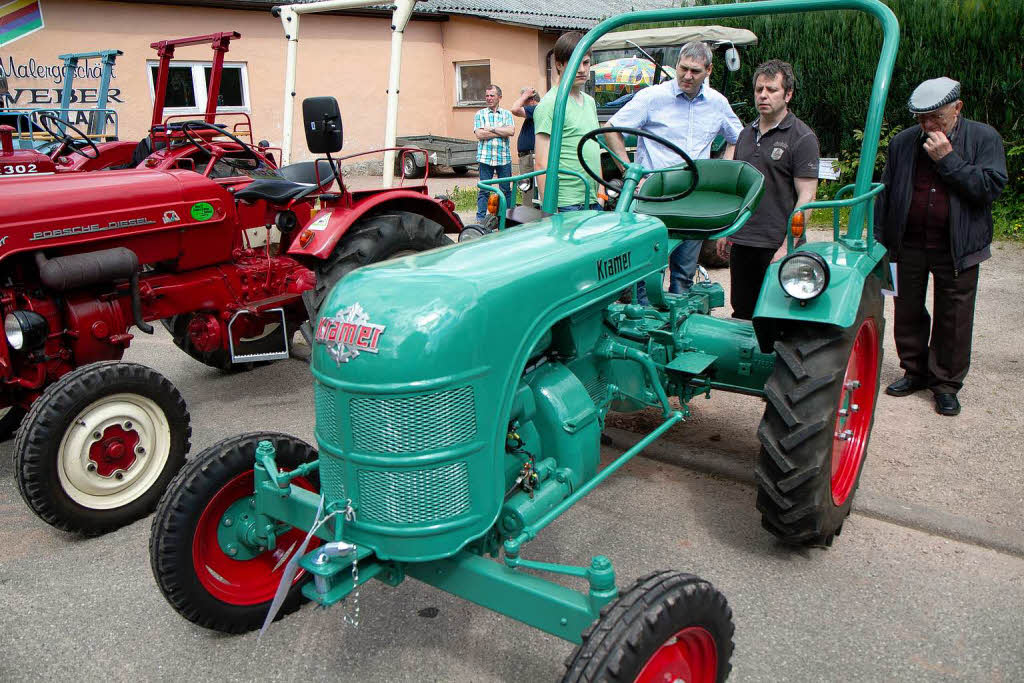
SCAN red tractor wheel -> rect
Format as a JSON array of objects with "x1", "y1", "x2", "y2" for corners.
[
  {"x1": 562, "y1": 571, "x2": 734, "y2": 683},
  {"x1": 162, "y1": 313, "x2": 288, "y2": 372},
  {"x1": 755, "y1": 274, "x2": 884, "y2": 546},
  {"x1": 150, "y1": 432, "x2": 320, "y2": 633},
  {"x1": 302, "y1": 211, "x2": 452, "y2": 332},
  {"x1": 13, "y1": 362, "x2": 191, "y2": 535}
]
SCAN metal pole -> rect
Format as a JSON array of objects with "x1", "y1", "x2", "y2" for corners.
[
  {"x1": 275, "y1": 0, "x2": 416, "y2": 174},
  {"x1": 279, "y1": 6, "x2": 300, "y2": 164}
]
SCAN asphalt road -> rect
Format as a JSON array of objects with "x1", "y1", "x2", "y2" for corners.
[{"x1": 1, "y1": 220, "x2": 1022, "y2": 681}]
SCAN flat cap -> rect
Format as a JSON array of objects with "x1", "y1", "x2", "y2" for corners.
[{"x1": 907, "y1": 77, "x2": 960, "y2": 114}]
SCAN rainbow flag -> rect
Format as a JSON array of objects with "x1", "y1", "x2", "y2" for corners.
[{"x1": 0, "y1": 0, "x2": 44, "y2": 48}]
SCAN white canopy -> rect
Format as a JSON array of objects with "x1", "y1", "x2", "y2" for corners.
[{"x1": 592, "y1": 25, "x2": 758, "y2": 51}]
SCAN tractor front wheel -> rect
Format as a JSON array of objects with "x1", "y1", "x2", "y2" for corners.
[
  {"x1": 303, "y1": 211, "x2": 452, "y2": 328},
  {"x1": 150, "y1": 432, "x2": 320, "y2": 633},
  {"x1": 755, "y1": 274, "x2": 884, "y2": 546},
  {"x1": 562, "y1": 571, "x2": 734, "y2": 683},
  {"x1": 13, "y1": 362, "x2": 191, "y2": 535}
]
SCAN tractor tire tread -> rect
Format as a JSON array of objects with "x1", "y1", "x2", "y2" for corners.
[
  {"x1": 754, "y1": 276, "x2": 884, "y2": 547},
  {"x1": 150, "y1": 432, "x2": 319, "y2": 633},
  {"x1": 562, "y1": 571, "x2": 733, "y2": 683},
  {"x1": 13, "y1": 361, "x2": 190, "y2": 535}
]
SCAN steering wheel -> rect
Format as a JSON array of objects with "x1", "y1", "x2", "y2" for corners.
[
  {"x1": 37, "y1": 112, "x2": 100, "y2": 160},
  {"x1": 179, "y1": 120, "x2": 260, "y2": 163},
  {"x1": 577, "y1": 126, "x2": 699, "y2": 203}
]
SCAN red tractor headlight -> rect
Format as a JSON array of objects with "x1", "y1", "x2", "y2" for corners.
[{"x1": 4, "y1": 311, "x2": 48, "y2": 351}]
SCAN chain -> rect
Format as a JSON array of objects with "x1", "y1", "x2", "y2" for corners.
[{"x1": 341, "y1": 501, "x2": 360, "y2": 627}]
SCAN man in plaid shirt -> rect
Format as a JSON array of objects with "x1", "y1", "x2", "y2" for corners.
[{"x1": 474, "y1": 85, "x2": 516, "y2": 221}]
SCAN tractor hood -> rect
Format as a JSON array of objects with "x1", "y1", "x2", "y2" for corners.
[
  {"x1": 0, "y1": 169, "x2": 233, "y2": 262},
  {"x1": 311, "y1": 210, "x2": 667, "y2": 388}
]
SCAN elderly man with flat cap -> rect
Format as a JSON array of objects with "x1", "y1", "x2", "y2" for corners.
[{"x1": 874, "y1": 77, "x2": 1007, "y2": 416}]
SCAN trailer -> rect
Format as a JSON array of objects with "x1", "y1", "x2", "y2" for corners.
[{"x1": 394, "y1": 134, "x2": 476, "y2": 178}]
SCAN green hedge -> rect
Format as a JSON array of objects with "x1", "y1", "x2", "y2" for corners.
[{"x1": 661, "y1": 0, "x2": 1023, "y2": 194}]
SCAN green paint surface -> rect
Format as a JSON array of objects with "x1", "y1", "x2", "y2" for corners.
[{"x1": 190, "y1": 202, "x2": 215, "y2": 221}]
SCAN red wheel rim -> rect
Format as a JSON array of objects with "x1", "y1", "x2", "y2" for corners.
[
  {"x1": 635, "y1": 626, "x2": 718, "y2": 683},
  {"x1": 192, "y1": 471, "x2": 318, "y2": 606},
  {"x1": 831, "y1": 317, "x2": 880, "y2": 505}
]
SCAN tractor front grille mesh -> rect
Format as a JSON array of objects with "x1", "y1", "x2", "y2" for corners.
[
  {"x1": 349, "y1": 386, "x2": 476, "y2": 453},
  {"x1": 315, "y1": 382, "x2": 339, "y2": 445},
  {"x1": 319, "y1": 455, "x2": 346, "y2": 501},
  {"x1": 357, "y1": 462, "x2": 471, "y2": 524}
]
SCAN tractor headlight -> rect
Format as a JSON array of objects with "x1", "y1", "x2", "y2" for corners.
[
  {"x1": 4, "y1": 311, "x2": 48, "y2": 351},
  {"x1": 778, "y1": 252, "x2": 829, "y2": 300}
]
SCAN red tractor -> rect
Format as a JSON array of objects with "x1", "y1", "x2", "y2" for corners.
[
  {"x1": 2, "y1": 95, "x2": 459, "y2": 535},
  {"x1": 1, "y1": 32, "x2": 265, "y2": 177}
]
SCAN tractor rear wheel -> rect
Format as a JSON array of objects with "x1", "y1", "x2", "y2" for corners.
[
  {"x1": 162, "y1": 314, "x2": 288, "y2": 372},
  {"x1": 149, "y1": 432, "x2": 320, "y2": 633},
  {"x1": 14, "y1": 362, "x2": 191, "y2": 535},
  {"x1": 302, "y1": 211, "x2": 452, "y2": 329},
  {"x1": 0, "y1": 405, "x2": 26, "y2": 441},
  {"x1": 755, "y1": 274, "x2": 884, "y2": 546},
  {"x1": 562, "y1": 570, "x2": 734, "y2": 683}
]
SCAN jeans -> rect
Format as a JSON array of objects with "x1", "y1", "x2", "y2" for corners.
[
  {"x1": 477, "y1": 162, "x2": 513, "y2": 222},
  {"x1": 668, "y1": 239, "x2": 702, "y2": 293},
  {"x1": 559, "y1": 203, "x2": 603, "y2": 212}
]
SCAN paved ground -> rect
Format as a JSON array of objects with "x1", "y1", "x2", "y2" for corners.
[{"x1": 1, "y1": 188, "x2": 1022, "y2": 681}]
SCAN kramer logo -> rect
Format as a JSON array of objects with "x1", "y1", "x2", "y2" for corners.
[
  {"x1": 596, "y1": 250, "x2": 632, "y2": 280},
  {"x1": 315, "y1": 302, "x2": 385, "y2": 365},
  {"x1": 31, "y1": 216, "x2": 156, "y2": 241}
]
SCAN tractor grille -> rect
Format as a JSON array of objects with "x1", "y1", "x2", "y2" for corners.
[
  {"x1": 349, "y1": 386, "x2": 476, "y2": 453},
  {"x1": 583, "y1": 375, "x2": 609, "y2": 406},
  {"x1": 314, "y1": 382, "x2": 339, "y2": 445},
  {"x1": 357, "y1": 462, "x2": 471, "y2": 524},
  {"x1": 319, "y1": 455, "x2": 346, "y2": 501}
]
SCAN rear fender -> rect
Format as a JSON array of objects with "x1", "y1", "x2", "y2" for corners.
[
  {"x1": 287, "y1": 191, "x2": 462, "y2": 259},
  {"x1": 752, "y1": 241, "x2": 888, "y2": 353}
]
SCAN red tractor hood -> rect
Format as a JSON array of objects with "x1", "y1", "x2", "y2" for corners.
[{"x1": 0, "y1": 169, "x2": 233, "y2": 263}]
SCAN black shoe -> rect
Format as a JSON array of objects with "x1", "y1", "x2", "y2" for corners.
[
  {"x1": 935, "y1": 393, "x2": 961, "y2": 416},
  {"x1": 885, "y1": 375, "x2": 927, "y2": 397}
]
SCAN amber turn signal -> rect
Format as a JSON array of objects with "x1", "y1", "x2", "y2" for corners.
[
  {"x1": 487, "y1": 193, "x2": 500, "y2": 215},
  {"x1": 299, "y1": 229, "x2": 314, "y2": 247},
  {"x1": 791, "y1": 211, "x2": 805, "y2": 239}
]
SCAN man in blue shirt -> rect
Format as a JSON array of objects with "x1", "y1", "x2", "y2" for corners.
[
  {"x1": 473, "y1": 85, "x2": 515, "y2": 221},
  {"x1": 510, "y1": 86, "x2": 540, "y2": 207},
  {"x1": 604, "y1": 41, "x2": 742, "y2": 294}
]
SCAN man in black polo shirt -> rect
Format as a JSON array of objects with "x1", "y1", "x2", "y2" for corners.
[
  {"x1": 510, "y1": 86, "x2": 540, "y2": 207},
  {"x1": 719, "y1": 59, "x2": 819, "y2": 320}
]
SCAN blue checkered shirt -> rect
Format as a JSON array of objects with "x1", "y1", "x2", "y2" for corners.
[
  {"x1": 608, "y1": 80, "x2": 742, "y2": 168},
  {"x1": 474, "y1": 107, "x2": 515, "y2": 166}
]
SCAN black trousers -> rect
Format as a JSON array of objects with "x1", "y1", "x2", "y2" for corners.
[
  {"x1": 893, "y1": 247, "x2": 980, "y2": 395},
  {"x1": 729, "y1": 244, "x2": 776, "y2": 320}
]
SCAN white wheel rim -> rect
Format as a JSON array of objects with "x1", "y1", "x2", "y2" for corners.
[
  {"x1": 0, "y1": 406, "x2": 12, "y2": 420},
  {"x1": 57, "y1": 393, "x2": 172, "y2": 509}
]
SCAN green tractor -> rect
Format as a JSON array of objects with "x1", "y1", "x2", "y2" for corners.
[{"x1": 150, "y1": 0, "x2": 898, "y2": 679}]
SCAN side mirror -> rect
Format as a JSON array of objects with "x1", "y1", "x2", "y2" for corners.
[
  {"x1": 724, "y1": 46, "x2": 741, "y2": 73},
  {"x1": 302, "y1": 96, "x2": 343, "y2": 154}
]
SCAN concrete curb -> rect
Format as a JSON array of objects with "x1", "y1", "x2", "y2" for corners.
[{"x1": 604, "y1": 427, "x2": 1024, "y2": 559}]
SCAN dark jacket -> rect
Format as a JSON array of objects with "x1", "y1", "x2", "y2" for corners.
[{"x1": 874, "y1": 117, "x2": 1007, "y2": 273}]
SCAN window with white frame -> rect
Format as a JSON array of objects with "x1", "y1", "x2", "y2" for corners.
[
  {"x1": 455, "y1": 61, "x2": 490, "y2": 107},
  {"x1": 147, "y1": 61, "x2": 251, "y2": 114}
]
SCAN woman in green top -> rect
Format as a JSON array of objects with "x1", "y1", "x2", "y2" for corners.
[{"x1": 534, "y1": 31, "x2": 603, "y2": 211}]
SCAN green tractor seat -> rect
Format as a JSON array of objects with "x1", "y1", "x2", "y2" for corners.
[{"x1": 633, "y1": 159, "x2": 765, "y2": 239}]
